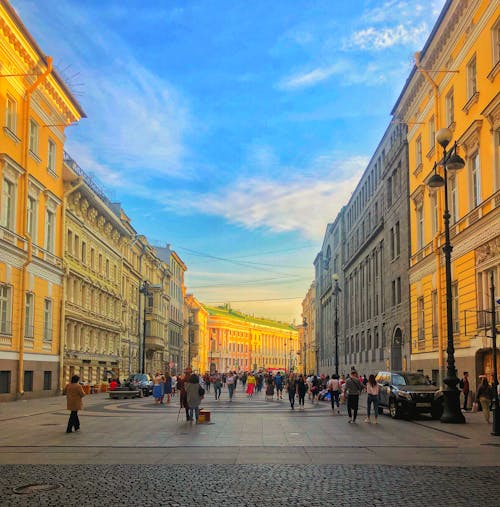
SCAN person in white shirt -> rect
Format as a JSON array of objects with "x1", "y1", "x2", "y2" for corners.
[{"x1": 327, "y1": 374, "x2": 341, "y2": 414}]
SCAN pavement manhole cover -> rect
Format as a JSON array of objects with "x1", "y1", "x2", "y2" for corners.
[{"x1": 13, "y1": 483, "x2": 62, "y2": 495}]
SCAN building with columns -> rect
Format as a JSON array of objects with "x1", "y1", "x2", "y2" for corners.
[
  {"x1": 301, "y1": 282, "x2": 316, "y2": 375},
  {"x1": 185, "y1": 294, "x2": 208, "y2": 373},
  {"x1": 205, "y1": 305, "x2": 298, "y2": 373},
  {"x1": 0, "y1": 0, "x2": 85, "y2": 400}
]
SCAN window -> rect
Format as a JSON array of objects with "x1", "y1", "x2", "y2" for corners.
[
  {"x1": 0, "y1": 371, "x2": 11, "y2": 393},
  {"x1": 27, "y1": 196, "x2": 37, "y2": 240},
  {"x1": 1, "y1": 178, "x2": 16, "y2": 230},
  {"x1": 415, "y1": 136, "x2": 422, "y2": 168},
  {"x1": 43, "y1": 298, "x2": 52, "y2": 342},
  {"x1": 431, "y1": 290, "x2": 438, "y2": 348},
  {"x1": 390, "y1": 227, "x2": 395, "y2": 259},
  {"x1": 396, "y1": 277, "x2": 401, "y2": 305},
  {"x1": 428, "y1": 116, "x2": 435, "y2": 151},
  {"x1": 395, "y1": 221, "x2": 400, "y2": 257},
  {"x1": 416, "y1": 205, "x2": 424, "y2": 249},
  {"x1": 449, "y1": 176, "x2": 458, "y2": 224},
  {"x1": 81, "y1": 241, "x2": 86, "y2": 263},
  {"x1": 430, "y1": 192, "x2": 439, "y2": 235},
  {"x1": 387, "y1": 176, "x2": 393, "y2": 207},
  {"x1": 446, "y1": 88, "x2": 455, "y2": 126},
  {"x1": 452, "y1": 282, "x2": 459, "y2": 334},
  {"x1": 5, "y1": 96, "x2": 17, "y2": 133},
  {"x1": 0, "y1": 284, "x2": 12, "y2": 335},
  {"x1": 45, "y1": 209, "x2": 55, "y2": 253},
  {"x1": 67, "y1": 230, "x2": 73, "y2": 254},
  {"x1": 23, "y1": 370, "x2": 33, "y2": 392},
  {"x1": 466, "y1": 55, "x2": 477, "y2": 99},
  {"x1": 25, "y1": 292, "x2": 34, "y2": 339},
  {"x1": 90, "y1": 248, "x2": 95, "y2": 269},
  {"x1": 417, "y1": 296, "x2": 425, "y2": 343},
  {"x1": 43, "y1": 371, "x2": 52, "y2": 390},
  {"x1": 493, "y1": 17, "x2": 500, "y2": 66},
  {"x1": 470, "y1": 152, "x2": 481, "y2": 208},
  {"x1": 47, "y1": 139, "x2": 56, "y2": 174},
  {"x1": 29, "y1": 119, "x2": 39, "y2": 154}
]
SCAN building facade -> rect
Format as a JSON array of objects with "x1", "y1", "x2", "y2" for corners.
[
  {"x1": 313, "y1": 120, "x2": 410, "y2": 377},
  {"x1": 0, "y1": 0, "x2": 85, "y2": 400},
  {"x1": 185, "y1": 294, "x2": 208, "y2": 373},
  {"x1": 301, "y1": 281, "x2": 315, "y2": 375},
  {"x1": 205, "y1": 305, "x2": 299, "y2": 373},
  {"x1": 392, "y1": 0, "x2": 500, "y2": 389},
  {"x1": 314, "y1": 212, "x2": 345, "y2": 375},
  {"x1": 157, "y1": 245, "x2": 186, "y2": 375}
]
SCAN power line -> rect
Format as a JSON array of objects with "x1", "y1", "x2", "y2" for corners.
[{"x1": 205, "y1": 296, "x2": 303, "y2": 303}]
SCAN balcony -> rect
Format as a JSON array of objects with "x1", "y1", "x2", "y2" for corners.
[{"x1": 145, "y1": 335, "x2": 164, "y2": 351}]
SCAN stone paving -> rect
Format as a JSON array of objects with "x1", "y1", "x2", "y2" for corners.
[{"x1": 0, "y1": 388, "x2": 499, "y2": 505}]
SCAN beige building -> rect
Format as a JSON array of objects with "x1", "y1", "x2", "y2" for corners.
[
  {"x1": 301, "y1": 282, "x2": 316, "y2": 375},
  {"x1": 185, "y1": 294, "x2": 208, "y2": 373}
]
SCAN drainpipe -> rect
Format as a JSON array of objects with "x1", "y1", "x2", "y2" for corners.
[
  {"x1": 58, "y1": 177, "x2": 83, "y2": 392},
  {"x1": 17, "y1": 57, "x2": 53, "y2": 398},
  {"x1": 414, "y1": 52, "x2": 444, "y2": 388}
]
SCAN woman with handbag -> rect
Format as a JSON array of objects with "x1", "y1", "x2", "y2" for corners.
[{"x1": 476, "y1": 377, "x2": 493, "y2": 423}]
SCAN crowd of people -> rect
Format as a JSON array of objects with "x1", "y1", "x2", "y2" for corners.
[{"x1": 62, "y1": 367, "x2": 498, "y2": 430}]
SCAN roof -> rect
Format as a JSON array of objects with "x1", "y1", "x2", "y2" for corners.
[{"x1": 204, "y1": 305, "x2": 297, "y2": 331}]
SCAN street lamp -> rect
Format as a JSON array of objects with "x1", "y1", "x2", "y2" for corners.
[
  {"x1": 488, "y1": 271, "x2": 499, "y2": 436},
  {"x1": 332, "y1": 273, "x2": 341, "y2": 377},
  {"x1": 139, "y1": 280, "x2": 152, "y2": 374},
  {"x1": 427, "y1": 127, "x2": 465, "y2": 424},
  {"x1": 284, "y1": 338, "x2": 287, "y2": 373},
  {"x1": 302, "y1": 317, "x2": 308, "y2": 375}
]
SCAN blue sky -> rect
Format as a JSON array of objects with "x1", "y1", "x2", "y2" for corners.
[{"x1": 12, "y1": 0, "x2": 445, "y2": 324}]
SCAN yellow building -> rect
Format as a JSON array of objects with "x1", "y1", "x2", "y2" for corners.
[
  {"x1": 204, "y1": 305, "x2": 299, "y2": 373},
  {"x1": 0, "y1": 0, "x2": 85, "y2": 399},
  {"x1": 185, "y1": 293, "x2": 208, "y2": 373},
  {"x1": 392, "y1": 0, "x2": 499, "y2": 389}
]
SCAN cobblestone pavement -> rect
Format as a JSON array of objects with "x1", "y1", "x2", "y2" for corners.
[
  {"x1": 0, "y1": 464, "x2": 499, "y2": 507},
  {"x1": 1, "y1": 391, "x2": 499, "y2": 505}
]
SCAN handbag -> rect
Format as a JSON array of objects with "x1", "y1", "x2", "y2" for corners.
[{"x1": 198, "y1": 386, "x2": 205, "y2": 396}]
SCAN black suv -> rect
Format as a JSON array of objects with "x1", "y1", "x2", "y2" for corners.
[{"x1": 375, "y1": 371, "x2": 443, "y2": 419}]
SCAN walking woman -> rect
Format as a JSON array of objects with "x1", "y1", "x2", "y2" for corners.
[
  {"x1": 246, "y1": 372, "x2": 256, "y2": 398},
  {"x1": 345, "y1": 370, "x2": 364, "y2": 423},
  {"x1": 286, "y1": 373, "x2": 297, "y2": 410},
  {"x1": 365, "y1": 374, "x2": 380, "y2": 424},
  {"x1": 63, "y1": 375, "x2": 85, "y2": 433},
  {"x1": 153, "y1": 372, "x2": 164, "y2": 404},
  {"x1": 164, "y1": 373, "x2": 173, "y2": 404},
  {"x1": 185, "y1": 373, "x2": 203, "y2": 423},
  {"x1": 226, "y1": 371, "x2": 236, "y2": 401},
  {"x1": 297, "y1": 374, "x2": 308, "y2": 410}
]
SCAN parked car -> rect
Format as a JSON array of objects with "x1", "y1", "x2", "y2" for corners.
[
  {"x1": 127, "y1": 373, "x2": 153, "y2": 396},
  {"x1": 375, "y1": 371, "x2": 443, "y2": 419}
]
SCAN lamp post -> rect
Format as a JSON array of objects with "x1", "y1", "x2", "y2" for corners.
[
  {"x1": 284, "y1": 338, "x2": 287, "y2": 373},
  {"x1": 302, "y1": 317, "x2": 308, "y2": 375},
  {"x1": 210, "y1": 337, "x2": 214, "y2": 374},
  {"x1": 332, "y1": 273, "x2": 341, "y2": 377},
  {"x1": 139, "y1": 280, "x2": 151, "y2": 374},
  {"x1": 427, "y1": 127, "x2": 465, "y2": 424},
  {"x1": 489, "y1": 271, "x2": 499, "y2": 436},
  {"x1": 315, "y1": 346, "x2": 319, "y2": 376}
]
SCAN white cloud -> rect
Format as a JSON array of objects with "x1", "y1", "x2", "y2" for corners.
[
  {"x1": 158, "y1": 155, "x2": 367, "y2": 241},
  {"x1": 278, "y1": 63, "x2": 345, "y2": 90},
  {"x1": 346, "y1": 23, "x2": 428, "y2": 50}
]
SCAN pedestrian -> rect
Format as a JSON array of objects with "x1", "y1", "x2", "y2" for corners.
[
  {"x1": 327, "y1": 374, "x2": 341, "y2": 414},
  {"x1": 204, "y1": 373, "x2": 211, "y2": 392},
  {"x1": 286, "y1": 373, "x2": 297, "y2": 410},
  {"x1": 164, "y1": 372, "x2": 173, "y2": 404},
  {"x1": 459, "y1": 371, "x2": 470, "y2": 411},
  {"x1": 345, "y1": 369, "x2": 364, "y2": 423},
  {"x1": 226, "y1": 371, "x2": 236, "y2": 401},
  {"x1": 185, "y1": 373, "x2": 203, "y2": 423},
  {"x1": 297, "y1": 374, "x2": 308, "y2": 410},
  {"x1": 310, "y1": 375, "x2": 320, "y2": 404},
  {"x1": 365, "y1": 374, "x2": 380, "y2": 424},
  {"x1": 275, "y1": 371, "x2": 284, "y2": 399},
  {"x1": 177, "y1": 373, "x2": 189, "y2": 421},
  {"x1": 246, "y1": 372, "x2": 256, "y2": 398},
  {"x1": 108, "y1": 378, "x2": 119, "y2": 391},
  {"x1": 212, "y1": 371, "x2": 222, "y2": 400},
  {"x1": 256, "y1": 373, "x2": 264, "y2": 394},
  {"x1": 476, "y1": 376, "x2": 493, "y2": 423},
  {"x1": 63, "y1": 375, "x2": 85, "y2": 433},
  {"x1": 153, "y1": 372, "x2": 164, "y2": 404},
  {"x1": 265, "y1": 375, "x2": 275, "y2": 401}
]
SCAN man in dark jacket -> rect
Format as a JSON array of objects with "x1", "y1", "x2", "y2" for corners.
[{"x1": 345, "y1": 370, "x2": 364, "y2": 423}]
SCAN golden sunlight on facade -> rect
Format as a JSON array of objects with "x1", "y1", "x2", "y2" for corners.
[
  {"x1": 392, "y1": 0, "x2": 499, "y2": 389},
  {"x1": 0, "y1": 0, "x2": 85, "y2": 398},
  {"x1": 204, "y1": 305, "x2": 299, "y2": 374}
]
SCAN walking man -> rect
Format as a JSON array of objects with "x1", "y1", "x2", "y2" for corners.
[
  {"x1": 345, "y1": 369, "x2": 364, "y2": 423},
  {"x1": 459, "y1": 371, "x2": 470, "y2": 411},
  {"x1": 327, "y1": 374, "x2": 341, "y2": 414},
  {"x1": 63, "y1": 375, "x2": 85, "y2": 433}
]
